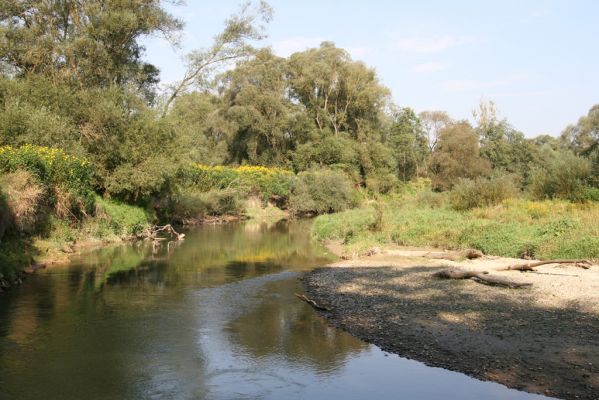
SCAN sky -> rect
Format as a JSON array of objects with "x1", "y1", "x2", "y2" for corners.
[{"x1": 143, "y1": 0, "x2": 599, "y2": 137}]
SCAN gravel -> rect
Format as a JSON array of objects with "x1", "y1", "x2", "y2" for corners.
[{"x1": 303, "y1": 252, "x2": 599, "y2": 400}]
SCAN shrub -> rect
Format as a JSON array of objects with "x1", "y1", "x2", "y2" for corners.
[
  {"x1": 582, "y1": 187, "x2": 599, "y2": 202},
  {"x1": 416, "y1": 190, "x2": 447, "y2": 208},
  {"x1": 181, "y1": 164, "x2": 294, "y2": 203},
  {"x1": 0, "y1": 145, "x2": 93, "y2": 196},
  {"x1": 450, "y1": 174, "x2": 518, "y2": 210},
  {"x1": 95, "y1": 197, "x2": 151, "y2": 237},
  {"x1": 170, "y1": 188, "x2": 244, "y2": 222},
  {"x1": 289, "y1": 169, "x2": 355, "y2": 216},
  {"x1": 529, "y1": 151, "x2": 592, "y2": 201}
]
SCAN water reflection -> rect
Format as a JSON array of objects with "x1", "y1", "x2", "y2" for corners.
[{"x1": 0, "y1": 221, "x2": 549, "y2": 399}]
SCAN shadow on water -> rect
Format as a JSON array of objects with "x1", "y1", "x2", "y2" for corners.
[{"x1": 0, "y1": 221, "x2": 551, "y2": 399}]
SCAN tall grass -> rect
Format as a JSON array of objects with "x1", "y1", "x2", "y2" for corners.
[{"x1": 312, "y1": 196, "x2": 599, "y2": 260}]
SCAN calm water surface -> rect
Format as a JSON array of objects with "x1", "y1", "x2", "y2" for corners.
[{"x1": 0, "y1": 221, "x2": 550, "y2": 399}]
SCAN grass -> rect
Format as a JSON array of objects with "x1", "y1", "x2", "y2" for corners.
[
  {"x1": 312, "y1": 195, "x2": 599, "y2": 260},
  {"x1": 0, "y1": 195, "x2": 152, "y2": 283}
]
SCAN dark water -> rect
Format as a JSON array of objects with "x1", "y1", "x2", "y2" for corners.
[{"x1": 0, "y1": 221, "x2": 549, "y2": 399}]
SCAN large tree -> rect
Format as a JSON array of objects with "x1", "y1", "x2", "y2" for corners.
[
  {"x1": 287, "y1": 42, "x2": 389, "y2": 139},
  {"x1": 0, "y1": 0, "x2": 181, "y2": 93},
  {"x1": 160, "y1": 1, "x2": 272, "y2": 117},
  {"x1": 386, "y1": 107, "x2": 428, "y2": 180},
  {"x1": 560, "y1": 105, "x2": 599, "y2": 185},
  {"x1": 430, "y1": 121, "x2": 490, "y2": 190},
  {"x1": 219, "y1": 49, "x2": 299, "y2": 165}
]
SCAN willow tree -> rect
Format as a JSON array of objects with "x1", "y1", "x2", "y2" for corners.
[
  {"x1": 219, "y1": 49, "x2": 300, "y2": 165},
  {"x1": 160, "y1": 1, "x2": 272, "y2": 117},
  {"x1": 0, "y1": 0, "x2": 181, "y2": 92},
  {"x1": 287, "y1": 42, "x2": 389, "y2": 139}
]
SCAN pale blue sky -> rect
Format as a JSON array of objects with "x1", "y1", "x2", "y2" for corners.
[{"x1": 144, "y1": 0, "x2": 599, "y2": 137}]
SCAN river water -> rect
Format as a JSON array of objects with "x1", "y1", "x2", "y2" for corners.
[{"x1": 0, "y1": 221, "x2": 550, "y2": 399}]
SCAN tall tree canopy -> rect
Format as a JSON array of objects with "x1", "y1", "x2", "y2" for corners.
[
  {"x1": 0, "y1": 0, "x2": 181, "y2": 92},
  {"x1": 287, "y1": 42, "x2": 389, "y2": 139}
]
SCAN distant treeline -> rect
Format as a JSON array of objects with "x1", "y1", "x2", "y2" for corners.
[{"x1": 0, "y1": 1, "x2": 597, "y2": 210}]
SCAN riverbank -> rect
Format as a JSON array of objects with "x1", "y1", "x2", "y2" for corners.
[
  {"x1": 303, "y1": 248, "x2": 599, "y2": 400},
  {"x1": 312, "y1": 197, "x2": 599, "y2": 260}
]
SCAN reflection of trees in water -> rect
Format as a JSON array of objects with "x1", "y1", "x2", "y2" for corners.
[
  {"x1": 102, "y1": 220, "x2": 332, "y2": 289},
  {"x1": 226, "y1": 278, "x2": 366, "y2": 372}
]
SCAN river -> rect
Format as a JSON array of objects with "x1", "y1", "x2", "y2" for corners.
[{"x1": 0, "y1": 221, "x2": 550, "y2": 399}]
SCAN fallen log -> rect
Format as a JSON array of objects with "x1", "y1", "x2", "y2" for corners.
[
  {"x1": 500, "y1": 259, "x2": 593, "y2": 272},
  {"x1": 387, "y1": 249, "x2": 484, "y2": 261},
  {"x1": 295, "y1": 293, "x2": 332, "y2": 311},
  {"x1": 146, "y1": 224, "x2": 185, "y2": 241},
  {"x1": 433, "y1": 269, "x2": 532, "y2": 289}
]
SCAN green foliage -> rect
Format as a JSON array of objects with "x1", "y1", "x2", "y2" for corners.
[
  {"x1": 95, "y1": 197, "x2": 151, "y2": 237},
  {"x1": 289, "y1": 169, "x2": 355, "y2": 216},
  {"x1": 529, "y1": 151, "x2": 592, "y2": 200},
  {"x1": 170, "y1": 188, "x2": 245, "y2": 222},
  {"x1": 312, "y1": 196, "x2": 599, "y2": 260},
  {"x1": 583, "y1": 187, "x2": 599, "y2": 201},
  {"x1": 450, "y1": 175, "x2": 518, "y2": 210},
  {"x1": 387, "y1": 107, "x2": 428, "y2": 181},
  {"x1": 0, "y1": 0, "x2": 181, "y2": 90},
  {"x1": 430, "y1": 121, "x2": 491, "y2": 190},
  {"x1": 182, "y1": 164, "x2": 294, "y2": 202},
  {"x1": 0, "y1": 145, "x2": 93, "y2": 195}
]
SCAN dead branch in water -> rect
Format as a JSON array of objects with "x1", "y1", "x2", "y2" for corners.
[
  {"x1": 295, "y1": 293, "x2": 332, "y2": 311},
  {"x1": 500, "y1": 259, "x2": 593, "y2": 272},
  {"x1": 433, "y1": 269, "x2": 532, "y2": 289},
  {"x1": 146, "y1": 224, "x2": 185, "y2": 241}
]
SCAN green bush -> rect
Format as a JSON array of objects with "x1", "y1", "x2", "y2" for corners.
[
  {"x1": 582, "y1": 187, "x2": 599, "y2": 202},
  {"x1": 170, "y1": 188, "x2": 244, "y2": 222},
  {"x1": 181, "y1": 164, "x2": 294, "y2": 203},
  {"x1": 450, "y1": 174, "x2": 518, "y2": 210},
  {"x1": 529, "y1": 151, "x2": 592, "y2": 201},
  {"x1": 0, "y1": 145, "x2": 93, "y2": 196},
  {"x1": 289, "y1": 169, "x2": 355, "y2": 216},
  {"x1": 95, "y1": 197, "x2": 151, "y2": 237}
]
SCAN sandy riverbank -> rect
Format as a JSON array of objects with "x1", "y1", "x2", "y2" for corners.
[{"x1": 303, "y1": 248, "x2": 599, "y2": 400}]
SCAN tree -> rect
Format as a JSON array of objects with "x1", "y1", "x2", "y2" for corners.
[
  {"x1": 287, "y1": 42, "x2": 389, "y2": 139},
  {"x1": 167, "y1": 91, "x2": 231, "y2": 165},
  {"x1": 561, "y1": 105, "x2": 599, "y2": 185},
  {"x1": 473, "y1": 99, "x2": 535, "y2": 182},
  {"x1": 386, "y1": 107, "x2": 428, "y2": 180},
  {"x1": 419, "y1": 110, "x2": 452, "y2": 153},
  {"x1": 430, "y1": 121, "x2": 490, "y2": 190},
  {"x1": 160, "y1": 1, "x2": 272, "y2": 117},
  {"x1": 219, "y1": 49, "x2": 297, "y2": 165},
  {"x1": 0, "y1": 0, "x2": 181, "y2": 94}
]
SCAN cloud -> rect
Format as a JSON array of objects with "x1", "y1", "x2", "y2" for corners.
[
  {"x1": 396, "y1": 35, "x2": 474, "y2": 53},
  {"x1": 271, "y1": 37, "x2": 324, "y2": 57},
  {"x1": 412, "y1": 62, "x2": 446, "y2": 73}
]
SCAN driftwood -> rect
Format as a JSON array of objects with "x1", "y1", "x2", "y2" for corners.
[
  {"x1": 295, "y1": 293, "x2": 332, "y2": 311},
  {"x1": 386, "y1": 249, "x2": 484, "y2": 261},
  {"x1": 500, "y1": 259, "x2": 593, "y2": 271},
  {"x1": 425, "y1": 249, "x2": 484, "y2": 261},
  {"x1": 433, "y1": 269, "x2": 532, "y2": 289},
  {"x1": 147, "y1": 224, "x2": 185, "y2": 241}
]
